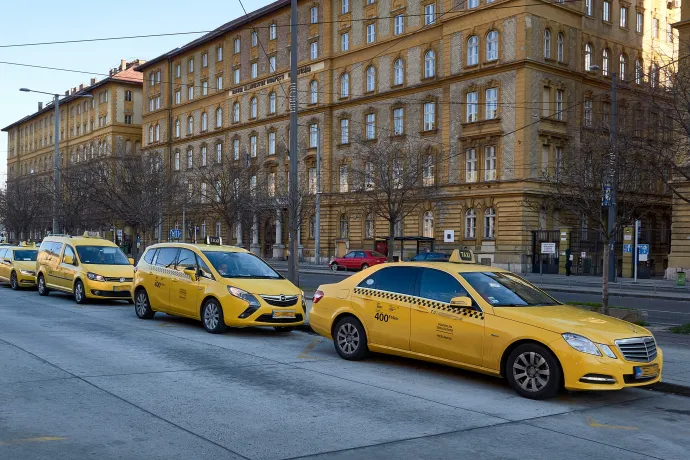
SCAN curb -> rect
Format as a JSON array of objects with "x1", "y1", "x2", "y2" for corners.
[{"x1": 646, "y1": 382, "x2": 690, "y2": 398}]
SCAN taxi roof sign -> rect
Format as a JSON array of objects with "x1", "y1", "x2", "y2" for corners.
[
  {"x1": 83, "y1": 231, "x2": 102, "y2": 239},
  {"x1": 449, "y1": 249, "x2": 476, "y2": 264},
  {"x1": 206, "y1": 236, "x2": 223, "y2": 246},
  {"x1": 18, "y1": 241, "x2": 37, "y2": 247}
]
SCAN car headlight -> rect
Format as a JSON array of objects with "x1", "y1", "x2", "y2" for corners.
[
  {"x1": 87, "y1": 272, "x2": 106, "y2": 282},
  {"x1": 227, "y1": 286, "x2": 260, "y2": 307},
  {"x1": 19, "y1": 269, "x2": 35, "y2": 276},
  {"x1": 562, "y1": 333, "x2": 601, "y2": 356},
  {"x1": 598, "y1": 344, "x2": 617, "y2": 359}
]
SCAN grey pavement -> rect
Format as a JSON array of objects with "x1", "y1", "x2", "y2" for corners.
[{"x1": 1, "y1": 285, "x2": 689, "y2": 459}]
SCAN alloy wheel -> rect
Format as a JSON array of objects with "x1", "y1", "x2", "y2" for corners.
[
  {"x1": 512, "y1": 351, "x2": 551, "y2": 392},
  {"x1": 337, "y1": 323, "x2": 360, "y2": 355},
  {"x1": 135, "y1": 292, "x2": 148, "y2": 317},
  {"x1": 204, "y1": 302, "x2": 220, "y2": 330},
  {"x1": 10, "y1": 272, "x2": 17, "y2": 289},
  {"x1": 75, "y1": 282, "x2": 84, "y2": 302}
]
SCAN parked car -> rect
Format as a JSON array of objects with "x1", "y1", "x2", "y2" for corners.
[
  {"x1": 409, "y1": 252, "x2": 449, "y2": 262},
  {"x1": 330, "y1": 251, "x2": 387, "y2": 272}
]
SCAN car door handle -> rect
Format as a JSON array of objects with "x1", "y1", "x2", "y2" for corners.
[{"x1": 414, "y1": 305, "x2": 430, "y2": 313}]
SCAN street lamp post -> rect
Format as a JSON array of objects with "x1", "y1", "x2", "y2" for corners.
[{"x1": 19, "y1": 88, "x2": 92, "y2": 235}]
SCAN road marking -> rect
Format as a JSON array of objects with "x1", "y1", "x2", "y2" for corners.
[
  {"x1": 157, "y1": 323, "x2": 178, "y2": 328},
  {"x1": 298, "y1": 338, "x2": 322, "y2": 359},
  {"x1": 587, "y1": 417, "x2": 639, "y2": 430},
  {"x1": 0, "y1": 436, "x2": 67, "y2": 446}
]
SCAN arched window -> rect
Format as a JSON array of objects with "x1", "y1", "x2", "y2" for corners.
[
  {"x1": 201, "y1": 113, "x2": 208, "y2": 131},
  {"x1": 467, "y1": 36, "x2": 479, "y2": 66},
  {"x1": 366, "y1": 66, "x2": 376, "y2": 92},
  {"x1": 365, "y1": 213, "x2": 374, "y2": 239},
  {"x1": 486, "y1": 30, "x2": 498, "y2": 61},
  {"x1": 215, "y1": 108, "x2": 223, "y2": 128},
  {"x1": 340, "y1": 73, "x2": 350, "y2": 97},
  {"x1": 635, "y1": 59, "x2": 643, "y2": 84},
  {"x1": 424, "y1": 50, "x2": 435, "y2": 78},
  {"x1": 339, "y1": 214, "x2": 349, "y2": 238},
  {"x1": 310, "y1": 81, "x2": 318, "y2": 104},
  {"x1": 174, "y1": 150, "x2": 180, "y2": 171},
  {"x1": 484, "y1": 208, "x2": 495, "y2": 239},
  {"x1": 619, "y1": 54, "x2": 626, "y2": 80},
  {"x1": 187, "y1": 116, "x2": 193, "y2": 134},
  {"x1": 216, "y1": 221, "x2": 222, "y2": 237},
  {"x1": 233, "y1": 102, "x2": 240, "y2": 122},
  {"x1": 651, "y1": 62, "x2": 659, "y2": 87},
  {"x1": 423, "y1": 211, "x2": 434, "y2": 238},
  {"x1": 585, "y1": 43, "x2": 593, "y2": 71},
  {"x1": 187, "y1": 148, "x2": 193, "y2": 169},
  {"x1": 175, "y1": 118, "x2": 180, "y2": 137},
  {"x1": 155, "y1": 123, "x2": 160, "y2": 141},
  {"x1": 465, "y1": 209, "x2": 476, "y2": 238},
  {"x1": 393, "y1": 58, "x2": 404, "y2": 85},
  {"x1": 250, "y1": 97, "x2": 257, "y2": 118},
  {"x1": 216, "y1": 142, "x2": 223, "y2": 163},
  {"x1": 148, "y1": 126, "x2": 153, "y2": 143},
  {"x1": 544, "y1": 29, "x2": 551, "y2": 59},
  {"x1": 269, "y1": 92, "x2": 277, "y2": 114},
  {"x1": 557, "y1": 33, "x2": 564, "y2": 62},
  {"x1": 602, "y1": 48, "x2": 610, "y2": 76}
]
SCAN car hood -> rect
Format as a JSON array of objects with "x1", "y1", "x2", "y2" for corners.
[
  {"x1": 82, "y1": 264, "x2": 134, "y2": 278},
  {"x1": 220, "y1": 278, "x2": 300, "y2": 296},
  {"x1": 494, "y1": 305, "x2": 653, "y2": 344},
  {"x1": 13, "y1": 261, "x2": 37, "y2": 272}
]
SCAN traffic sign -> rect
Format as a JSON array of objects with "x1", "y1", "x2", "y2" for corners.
[
  {"x1": 169, "y1": 229, "x2": 182, "y2": 240},
  {"x1": 638, "y1": 244, "x2": 649, "y2": 262},
  {"x1": 623, "y1": 244, "x2": 632, "y2": 253},
  {"x1": 540, "y1": 242, "x2": 556, "y2": 254}
]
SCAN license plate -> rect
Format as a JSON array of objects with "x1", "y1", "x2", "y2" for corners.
[
  {"x1": 634, "y1": 364, "x2": 659, "y2": 379},
  {"x1": 114, "y1": 285, "x2": 131, "y2": 292},
  {"x1": 272, "y1": 310, "x2": 296, "y2": 319}
]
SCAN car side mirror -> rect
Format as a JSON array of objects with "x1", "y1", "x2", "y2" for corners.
[
  {"x1": 128, "y1": 258, "x2": 135, "y2": 265},
  {"x1": 183, "y1": 268, "x2": 198, "y2": 281},
  {"x1": 63, "y1": 255, "x2": 74, "y2": 265},
  {"x1": 450, "y1": 296, "x2": 473, "y2": 308}
]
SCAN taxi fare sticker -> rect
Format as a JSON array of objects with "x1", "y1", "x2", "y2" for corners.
[{"x1": 436, "y1": 323, "x2": 453, "y2": 340}]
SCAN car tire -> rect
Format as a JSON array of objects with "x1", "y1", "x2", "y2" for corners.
[
  {"x1": 361, "y1": 263, "x2": 369, "y2": 271},
  {"x1": 202, "y1": 298, "x2": 227, "y2": 334},
  {"x1": 10, "y1": 271, "x2": 19, "y2": 290},
  {"x1": 134, "y1": 289, "x2": 155, "y2": 319},
  {"x1": 74, "y1": 280, "x2": 87, "y2": 304},
  {"x1": 37, "y1": 274, "x2": 49, "y2": 296},
  {"x1": 506, "y1": 343, "x2": 562, "y2": 400},
  {"x1": 333, "y1": 316, "x2": 369, "y2": 360},
  {"x1": 274, "y1": 326, "x2": 295, "y2": 332},
  {"x1": 330, "y1": 263, "x2": 339, "y2": 272}
]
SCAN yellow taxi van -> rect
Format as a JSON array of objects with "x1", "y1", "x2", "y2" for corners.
[{"x1": 0, "y1": 243, "x2": 39, "y2": 289}]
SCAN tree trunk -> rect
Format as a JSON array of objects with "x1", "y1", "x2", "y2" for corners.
[
  {"x1": 601, "y1": 244, "x2": 610, "y2": 316},
  {"x1": 387, "y1": 220, "x2": 396, "y2": 261}
]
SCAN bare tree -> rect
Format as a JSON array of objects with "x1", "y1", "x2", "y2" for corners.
[
  {"x1": 0, "y1": 175, "x2": 51, "y2": 242},
  {"x1": 348, "y1": 138, "x2": 438, "y2": 259}
]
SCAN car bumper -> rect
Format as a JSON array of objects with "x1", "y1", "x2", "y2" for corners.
[
  {"x1": 552, "y1": 339, "x2": 664, "y2": 391},
  {"x1": 85, "y1": 280, "x2": 133, "y2": 299},
  {"x1": 308, "y1": 304, "x2": 333, "y2": 338},
  {"x1": 223, "y1": 296, "x2": 306, "y2": 327},
  {"x1": 16, "y1": 273, "x2": 37, "y2": 286}
]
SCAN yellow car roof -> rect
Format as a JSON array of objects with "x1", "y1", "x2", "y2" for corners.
[
  {"x1": 148, "y1": 242, "x2": 249, "y2": 253},
  {"x1": 42, "y1": 236, "x2": 119, "y2": 247},
  {"x1": 395, "y1": 261, "x2": 509, "y2": 273}
]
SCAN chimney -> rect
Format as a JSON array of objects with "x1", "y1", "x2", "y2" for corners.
[
  {"x1": 38, "y1": 102, "x2": 43, "y2": 111},
  {"x1": 79, "y1": 84, "x2": 84, "y2": 90},
  {"x1": 90, "y1": 77, "x2": 96, "y2": 85},
  {"x1": 71, "y1": 87, "x2": 77, "y2": 95},
  {"x1": 121, "y1": 59, "x2": 127, "y2": 71},
  {"x1": 65, "y1": 90, "x2": 69, "y2": 96}
]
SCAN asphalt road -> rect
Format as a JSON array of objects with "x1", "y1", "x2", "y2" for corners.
[{"x1": 1, "y1": 284, "x2": 689, "y2": 459}]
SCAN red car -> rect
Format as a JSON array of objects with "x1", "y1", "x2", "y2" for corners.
[{"x1": 330, "y1": 250, "x2": 387, "y2": 272}]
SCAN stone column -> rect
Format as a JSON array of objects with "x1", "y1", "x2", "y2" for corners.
[
  {"x1": 250, "y1": 214, "x2": 261, "y2": 255},
  {"x1": 272, "y1": 210, "x2": 285, "y2": 259}
]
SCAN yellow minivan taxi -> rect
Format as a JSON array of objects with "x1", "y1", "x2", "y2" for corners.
[
  {"x1": 0, "y1": 244, "x2": 39, "y2": 289},
  {"x1": 36, "y1": 233, "x2": 135, "y2": 303},
  {"x1": 132, "y1": 237, "x2": 306, "y2": 333},
  {"x1": 309, "y1": 249, "x2": 663, "y2": 400}
]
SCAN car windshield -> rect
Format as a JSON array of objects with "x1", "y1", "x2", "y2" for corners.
[
  {"x1": 14, "y1": 250, "x2": 38, "y2": 261},
  {"x1": 76, "y1": 246, "x2": 130, "y2": 265},
  {"x1": 203, "y1": 251, "x2": 282, "y2": 279},
  {"x1": 461, "y1": 272, "x2": 560, "y2": 307}
]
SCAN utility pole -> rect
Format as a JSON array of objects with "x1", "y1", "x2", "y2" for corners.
[
  {"x1": 52, "y1": 94, "x2": 60, "y2": 234},
  {"x1": 287, "y1": 0, "x2": 299, "y2": 284},
  {"x1": 315, "y1": 126, "x2": 321, "y2": 265},
  {"x1": 608, "y1": 72, "x2": 617, "y2": 282}
]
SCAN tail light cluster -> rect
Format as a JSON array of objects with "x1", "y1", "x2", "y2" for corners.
[{"x1": 312, "y1": 290, "x2": 324, "y2": 304}]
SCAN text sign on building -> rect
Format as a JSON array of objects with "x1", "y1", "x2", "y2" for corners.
[
  {"x1": 229, "y1": 62, "x2": 325, "y2": 95},
  {"x1": 540, "y1": 242, "x2": 556, "y2": 254},
  {"x1": 638, "y1": 244, "x2": 649, "y2": 262},
  {"x1": 444, "y1": 230, "x2": 455, "y2": 243}
]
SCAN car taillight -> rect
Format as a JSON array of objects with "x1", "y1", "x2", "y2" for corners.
[{"x1": 313, "y1": 290, "x2": 324, "y2": 304}]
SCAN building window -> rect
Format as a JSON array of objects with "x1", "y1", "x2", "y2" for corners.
[
  {"x1": 215, "y1": 142, "x2": 222, "y2": 163},
  {"x1": 268, "y1": 131, "x2": 276, "y2": 155},
  {"x1": 201, "y1": 145, "x2": 207, "y2": 166},
  {"x1": 125, "y1": 90, "x2": 132, "y2": 102},
  {"x1": 367, "y1": 23, "x2": 376, "y2": 43},
  {"x1": 585, "y1": 43, "x2": 593, "y2": 71},
  {"x1": 652, "y1": 18, "x2": 659, "y2": 38},
  {"x1": 266, "y1": 92, "x2": 275, "y2": 114},
  {"x1": 125, "y1": 115, "x2": 133, "y2": 125},
  {"x1": 424, "y1": 3, "x2": 435, "y2": 25},
  {"x1": 250, "y1": 97, "x2": 257, "y2": 118},
  {"x1": 308, "y1": 168, "x2": 317, "y2": 194},
  {"x1": 486, "y1": 30, "x2": 498, "y2": 61},
  {"x1": 365, "y1": 214, "x2": 374, "y2": 239},
  {"x1": 557, "y1": 33, "x2": 564, "y2": 62},
  {"x1": 468, "y1": 0, "x2": 479, "y2": 8},
  {"x1": 187, "y1": 116, "x2": 194, "y2": 134},
  {"x1": 175, "y1": 90, "x2": 181, "y2": 104},
  {"x1": 310, "y1": 6, "x2": 318, "y2": 24},
  {"x1": 366, "y1": 66, "x2": 376, "y2": 92},
  {"x1": 202, "y1": 81, "x2": 208, "y2": 96},
  {"x1": 339, "y1": 166, "x2": 349, "y2": 193},
  {"x1": 216, "y1": 75, "x2": 223, "y2": 91},
  {"x1": 233, "y1": 139, "x2": 240, "y2": 160},
  {"x1": 175, "y1": 119, "x2": 181, "y2": 137},
  {"x1": 365, "y1": 113, "x2": 376, "y2": 140},
  {"x1": 423, "y1": 156, "x2": 434, "y2": 187},
  {"x1": 619, "y1": 54, "x2": 627, "y2": 80},
  {"x1": 341, "y1": 0, "x2": 349, "y2": 14},
  {"x1": 217, "y1": 45, "x2": 223, "y2": 62},
  {"x1": 393, "y1": 107, "x2": 404, "y2": 135},
  {"x1": 215, "y1": 108, "x2": 223, "y2": 128},
  {"x1": 421, "y1": 211, "x2": 434, "y2": 238},
  {"x1": 484, "y1": 146, "x2": 497, "y2": 181},
  {"x1": 269, "y1": 23, "x2": 277, "y2": 40},
  {"x1": 467, "y1": 36, "x2": 479, "y2": 66},
  {"x1": 555, "y1": 89, "x2": 564, "y2": 120},
  {"x1": 309, "y1": 81, "x2": 318, "y2": 104},
  {"x1": 584, "y1": 98, "x2": 592, "y2": 126},
  {"x1": 465, "y1": 209, "x2": 476, "y2": 239},
  {"x1": 465, "y1": 148, "x2": 477, "y2": 182},
  {"x1": 667, "y1": 23, "x2": 674, "y2": 42},
  {"x1": 394, "y1": 14, "x2": 404, "y2": 35},
  {"x1": 233, "y1": 102, "x2": 240, "y2": 123},
  {"x1": 544, "y1": 29, "x2": 551, "y2": 59},
  {"x1": 423, "y1": 102, "x2": 435, "y2": 131},
  {"x1": 339, "y1": 213, "x2": 349, "y2": 237},
  {"x1": 155, "y1": 124, "x2": 160, "y2": 142},
  {"x1": 620, "y1": 7, "x2": 628, "y2": 28},
  {"x1": 340, "y1": 118, "x2": 349, "y2": 144},
  {"x1": 485, "y1": 88, "x2": 498, "y2": 119},
  {"x1": 310, "y1": 124, "x2": 318, "y2": 148},
  {"x1": 310, "y1": 41, "x2": 319, "y2": 60},
  {"x1": 603, "y1": 1, "x2": 611, "y2": 22},
  {"x1": 234, "y1": 38, "x2": 241, "y2": 53},
  {"x1": 635, "y1": 59, "x2": 643, "y2": 84},
  {"x1": 249, "y1": 135, "x2": 257, "y2": 157},
  {"x1": 424, "y1": 50, "x2": 436, "y2": 78},
  {"x1": 341, "y1": 33, "x2": 349, "y2": 51},
  {"x1": 393, "y1": 59, "x2": 404, "y2": 85},
  {"x1": 188, "y1": 58, "x2": 194, "y2": 73},
  {"x1": 268, "y1": 56, "x2": 276, "y2": 72},
  {"x1": 175, "y1": 63, "x2": 181, "y2": 78},
  {"x1": 586, "y1": 0, "x2": 592, "y2": 15},
  {"x1": 188, "y1": 86, "x2": 194, "y2": 100},
  {"x1": 201, "y1": 112, "x2": 208, "y2": 131},
  {"x1": 202, "y1": 52, "x2": 208, "y2": 68},
  {"x1": 174, "y1": 151, "x2": 180, "y2": 171},
  {"x1": 602, "y1": 49, "x2": 610, "y2": 76},
  {"x1": 251, "y1": 62, "x2": 258, "y2": 79},
  {"x1": 484, "y1": 208, "x2": 495, "y2": 239},
  {"x1": 251, "y1": 31, "x2": 257, "y2": 47},
  {"x1": 636, "y1": 12, "x2": 643, "y2": 33},
  {"x1": 340, "y1": 73, "x2": 350, "y2": 98},
  {"x1": 466, "y1": 91, "x2": 478, "y2": 122}
]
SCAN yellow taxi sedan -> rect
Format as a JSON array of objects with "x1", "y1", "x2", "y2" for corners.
[
  {"x1": 0, "y1": 245, "x2": 39, "y2": 289},
  {"x1": 309, "y1": 250, "x2": 663, "y2": 399},
  {"x1": 132, "y1": 237, "x2": 306, "y2": 333}
]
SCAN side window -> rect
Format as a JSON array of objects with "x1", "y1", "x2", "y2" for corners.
[
  {"x1": 355, "y1": 251, "x2": 366, "y2": 258},
  {"x1": 52, "y1": 243, "x2": 64, "y2": 257},
  {"x1": 358, "y1": 266, "x2": 418, "y2": 296},
  {"x1": 197, "y1": 256, "x2": 215, "y2": 280},
  {"x1": 419, "y1": 268, "x2": 468, "y2": 303},
  {"x1": 0, "y1": 249, "x2": 7, "y2": 260},
  {"x1": 154, "y1": 247, "x2": 178, "y2": 268},
  {"x1": 344, "y1": 252, "x2": 355, "y2": 259},
  {"x1": 176, "y1": 249, "x2": 197, "y2": 270},
  {"x1": 63, "y1": 246, "x2": 76, "y2": 264},
  {"x1": 143, "y1": 248, "x2": 157, "y2": 264}
]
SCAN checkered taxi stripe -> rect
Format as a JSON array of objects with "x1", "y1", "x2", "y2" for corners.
[
  {"x1": 353, "y1": 287, "x2": 484, "y2": 320},
  {"x1": 150, "y1": 265, "x2": 192, "y2": 280}
]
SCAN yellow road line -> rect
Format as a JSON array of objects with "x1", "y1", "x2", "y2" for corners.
[
  {"x1": 0, "y1": 436, "x2": 67, "y2": 446},
  {"x1": 587, "y1": 417, "x2": 639, "y2": 430},
  {"x1": 298, "y1": 338, "x2": 322, "y2": 359}
]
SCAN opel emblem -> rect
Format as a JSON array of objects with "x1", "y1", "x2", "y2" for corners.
[
  {"x1": 280, "y1": 295, "x2": 286, "y2": 302},
  {"x1": 120, "y1": 278, "x2": 125, "y2": 283}
]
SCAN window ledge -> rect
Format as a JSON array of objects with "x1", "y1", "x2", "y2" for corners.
[{"x1": 420, "y1": 128, "x2": 438, "y2": 136}]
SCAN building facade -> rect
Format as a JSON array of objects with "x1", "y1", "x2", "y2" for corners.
[
  {"x1": 138, "y1": 0, "x2": 677, "y2": 273},
  {"x1": 2, "y1": 60, "x2": 144, "y2": 240}
]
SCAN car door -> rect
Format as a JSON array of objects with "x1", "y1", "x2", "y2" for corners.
[
  {"x1": 352, "y1": 266, "x2": 418, "y2": 351},
  {"x1": 58, "y1": 245, "x2": 79, "y2": 291},
  {"x1": 354, "y1": 251, "x2": 368, "y2": 269},
  {"x1": 149, "y1": 247, "x2": 179, "y2": 312},
  {"x1": 169, "y1": 248, "x2": 200, "y2": 317},
  {"x1": 410, "y1": 268, "x2": 485, "y2": 367},
  {"x1": 0, "y1": 249, "x2": 8, "y2": 281},
  {"x1": 45, "y1": 242, "x2": 64, "y2": 289},
  {"x1": 341, "y1": 252, "x2": 356, "y2": 269}
]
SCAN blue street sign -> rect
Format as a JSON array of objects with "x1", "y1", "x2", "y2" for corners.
[
  {"x1": 602, "y1": 185, "x2": 612, "y2": 207},
  {"x1": 169, "y1": 229, "x2": 182, "y2": 239},
  {"x1": 638, "y1": 244, "x2": 649, "y2": 255},
  {"x1": 623, "y1": 244, "x2": 632, "y2": 253}
]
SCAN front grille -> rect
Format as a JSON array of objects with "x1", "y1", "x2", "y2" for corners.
[
  {"x1": 615, "y1": 337, "x2": 657, "y2": 362},
  {"x1": 260, "y1": 294, "x2": 298, "y2": 307},
  {"x1": 255, "y1": 314, "x2": 303, "y2": 324},
  {"x1": 104, "y1": 277, "x2": 134, "y2": 283}
]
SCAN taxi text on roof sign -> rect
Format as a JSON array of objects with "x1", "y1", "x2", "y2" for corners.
[
  {"x1": 206, "y1": 236, "x2": 222, "y2": 246},
  {"x1": 448, "y1": 249, "x2": 476, "y2": 263},
  {"x1": 83, "y1": 231, "x2": 102, "y2": 239}
]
